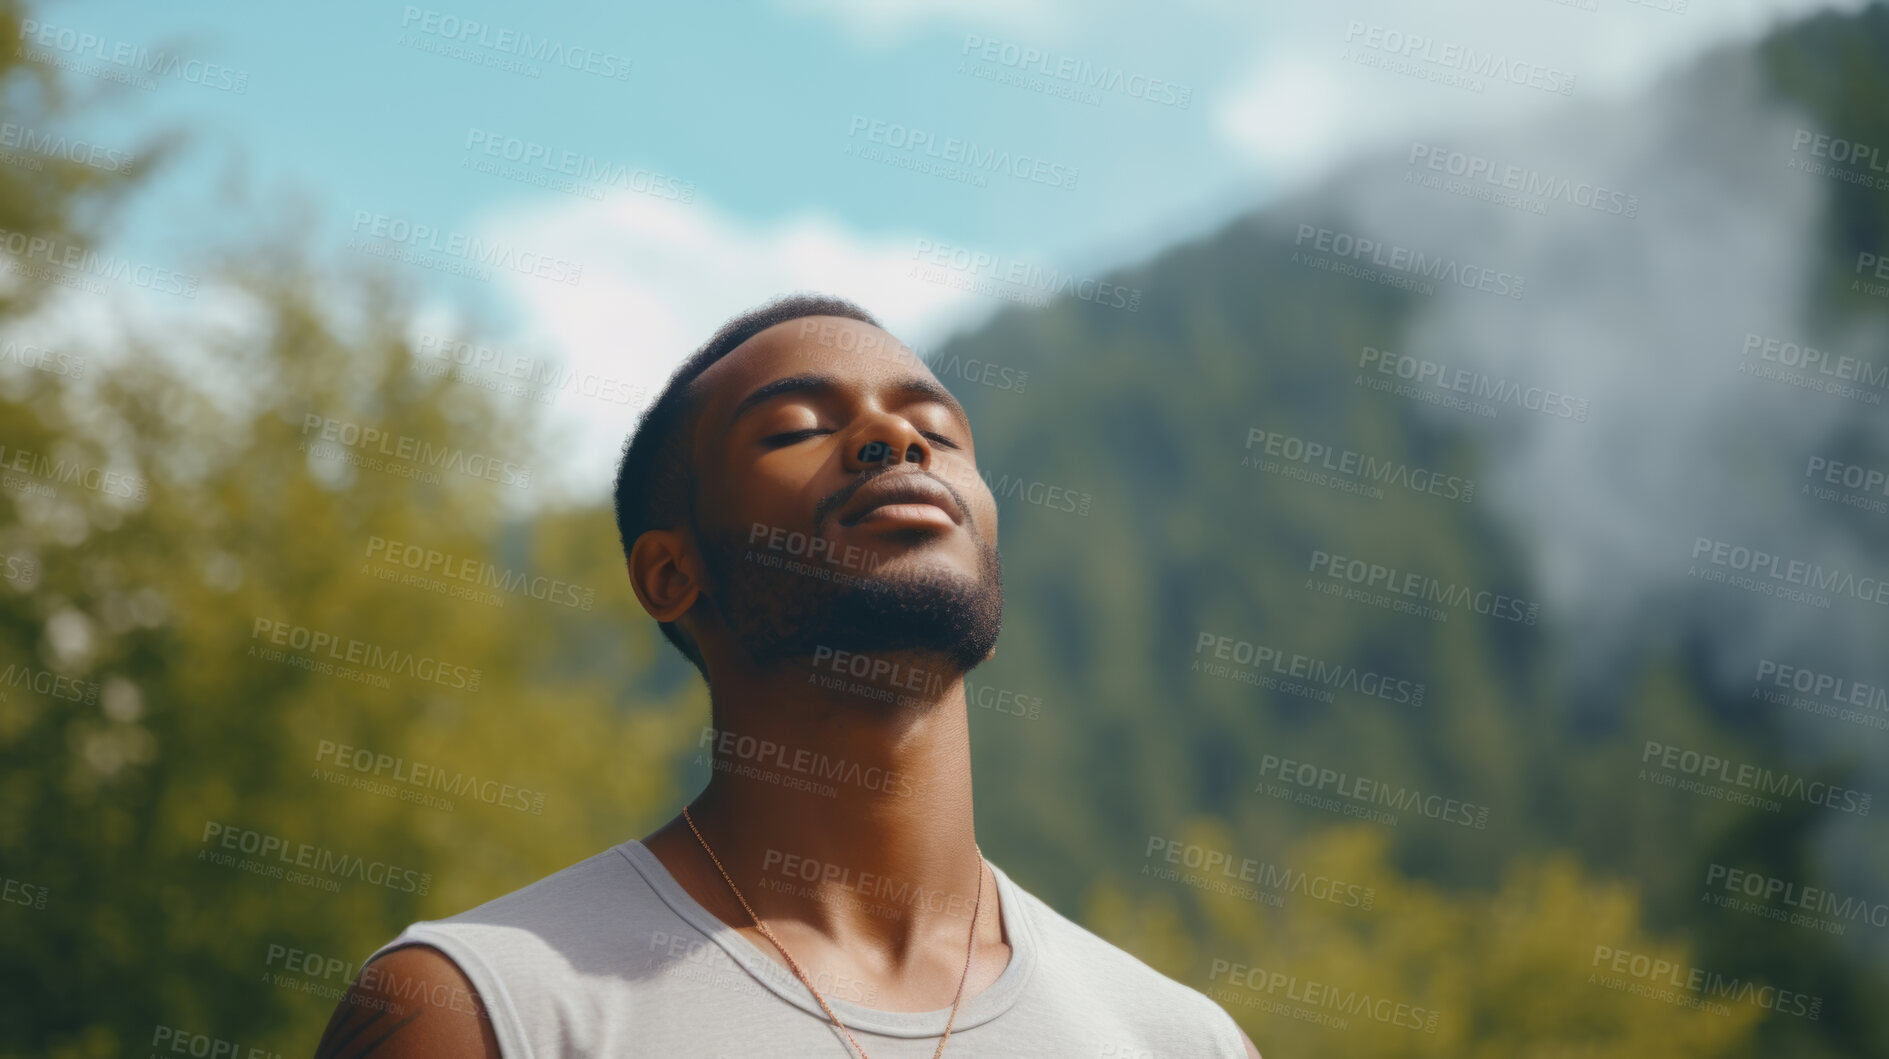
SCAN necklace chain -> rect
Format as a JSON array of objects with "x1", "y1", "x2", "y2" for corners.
[{"x1": 682, "y1": 805, "x2": 985, "y2": 1059}]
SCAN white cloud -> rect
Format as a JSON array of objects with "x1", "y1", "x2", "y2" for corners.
[
  {"x1": 1214, "y1": 58, "x2": 1396, "y2": 187},
  {"x1": 462, "y1": 192, "x2": 987, "y2": 500},
  {"x1": 1211, "y1": 1, "x2": 1868, "y2": 187}
]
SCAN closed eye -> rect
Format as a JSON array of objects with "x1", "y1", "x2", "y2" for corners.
[
  {"x1": 761, "y1": 428, "x2": 831, "y2": 447},
  {"x1": 763, "y1": 429, "x2": 959, "y2": 449}
]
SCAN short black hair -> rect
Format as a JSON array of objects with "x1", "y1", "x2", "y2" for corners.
[{"x1": 612, "y1": 293, "x2": 883, "y2": 683}]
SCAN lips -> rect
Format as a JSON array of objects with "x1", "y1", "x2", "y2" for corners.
[{"x1": 837, "y1": 473, "x2": 964, "y2": 527}]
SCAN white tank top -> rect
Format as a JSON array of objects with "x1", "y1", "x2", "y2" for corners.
[{"x1": 368, "y1": 839, "x2": 1248, "y2": 1058}]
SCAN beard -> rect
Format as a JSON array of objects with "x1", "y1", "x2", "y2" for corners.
[{"x1": 693, "y1": 521, "x2": 1005, "y2": 678}]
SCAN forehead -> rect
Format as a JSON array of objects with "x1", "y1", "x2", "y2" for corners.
[{"x1": 689, "y1": 315, "x2": 941, "y2": 435}]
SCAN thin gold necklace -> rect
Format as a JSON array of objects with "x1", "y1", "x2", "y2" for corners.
[{"x1": 682, "y1": 805, "x2": 986, "y2": 1059}]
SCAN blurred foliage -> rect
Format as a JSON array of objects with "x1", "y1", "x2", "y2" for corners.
[
  {"x1": 3, "y1": 0, "x2": 1888, "y2": 1056},
  {"x1": 1086, "y1": 824, "x2": 1763, "y2": 1058},
  {"x1": 0, "y1": 2, "x2": 703, "y2": 1051},
  {"x1": 0, "y1": 239, "x2": 706, "y2": 1057}
]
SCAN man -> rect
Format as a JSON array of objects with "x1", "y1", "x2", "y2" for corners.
[{"x1": 317, "y1": 294, "x2": 1263, "y2": 1058}]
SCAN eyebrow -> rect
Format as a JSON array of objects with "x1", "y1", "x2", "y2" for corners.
[{"x1": 725, "y1": 372, "x2": 970, "y2": 431}]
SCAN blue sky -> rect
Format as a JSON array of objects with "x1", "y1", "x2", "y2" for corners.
[
  {"x1": 65, "y1": 0, "x2": 1257, "y2": 290},
  {"x1": 23, "y1": 0, "x2": 1863, "y2": 498}
]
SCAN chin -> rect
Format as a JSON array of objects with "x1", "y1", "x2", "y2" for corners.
[{"x1": 704, "y1": 523, "x2": 1004, "y2": 676}]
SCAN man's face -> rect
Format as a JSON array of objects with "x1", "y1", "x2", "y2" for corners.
[{"x1": 682, "y1": 315, "x2": 1003, "y2": 676}]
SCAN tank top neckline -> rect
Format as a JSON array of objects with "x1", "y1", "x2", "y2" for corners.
[{"x1": 617, "y1": 837, "x2": 1039, "y2": 1039}]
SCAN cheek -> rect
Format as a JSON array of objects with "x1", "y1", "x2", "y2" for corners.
[
  {"x1": 701, "y1": 464, "x2": 774, "y2": 531},
  {"x1": 717, "y1": 463, "x2": 828, "y2": 535},
  {"x1": 725, "y1": 473, "x2": 790, "y2": 522},
  {"x1": 971, "y1": 489, "x2": 1000, "y2": 536}
]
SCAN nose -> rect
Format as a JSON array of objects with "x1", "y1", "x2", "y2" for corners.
[{"x1": 843, "y1": 414, "x2": 931, "y2": 472}]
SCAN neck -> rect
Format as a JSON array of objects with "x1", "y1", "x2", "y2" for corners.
[{"x1": 682, "y1": 649, "x2": 986, "y2": 962}]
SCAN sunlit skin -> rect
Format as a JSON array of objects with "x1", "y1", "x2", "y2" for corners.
[
  {"x1": 314, "y1": 315, "x2": 1261, "y2": 1058},
  {"x1": 634, "y1": 316, "x2": 1009, "y2": 1013}
]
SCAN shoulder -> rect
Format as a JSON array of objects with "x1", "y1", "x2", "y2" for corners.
[
  {"x1": 433, "y1": 842, "x2": 644, "y2": 932},
  {"x1": 322, "y1": 842, "x2": 659, "y2": 1058},
  {"x1": 1000, "y1": 871, "x2": 1253, "y2": 1053},
  {"x1": 315, "y1": 944, "x2": 500, "y2": 1059},
  {"x1": 1005, "y1": 879, "x2": 1213, "y2": 1008},
  {"x1": 390, "y1": 842, "x2": 653, "y2": 967}
]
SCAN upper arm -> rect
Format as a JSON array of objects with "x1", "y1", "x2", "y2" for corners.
[
  {"x1": 313, "y1": 943, "x2": 502, "y2": 1059},
  {"x1": 1239, "y1": 1026, "x2": 1262, "y2": 1059}
]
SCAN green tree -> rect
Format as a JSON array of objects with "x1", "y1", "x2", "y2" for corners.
[
  {"x1": 0, "y1": 172, "x2": 701, "y2": 1059},
  {"x1": 1086, "y1": 824, "x2": 1765, "y2": 1058}
]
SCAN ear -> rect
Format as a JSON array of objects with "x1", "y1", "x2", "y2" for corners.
[{"x1": 628, "y1": 529, "x2": 704, "y2": 623}]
